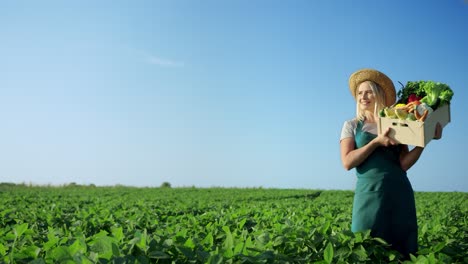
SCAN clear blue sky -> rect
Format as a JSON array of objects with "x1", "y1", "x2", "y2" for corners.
[{"x1": 1, "y1": 0, "x2": 467, "y2": 192}]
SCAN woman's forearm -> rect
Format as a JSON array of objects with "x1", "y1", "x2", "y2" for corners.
[
  {"x1": 342, "y1": 139, "x2": 380, "y2": 170},
  {"x1": 400, "y1": 146, "x2": 424, "y2": 171}
]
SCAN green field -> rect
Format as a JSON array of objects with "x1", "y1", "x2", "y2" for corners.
[{"x1": 1, "y1": 185, "x2": 466, "y2": 263}]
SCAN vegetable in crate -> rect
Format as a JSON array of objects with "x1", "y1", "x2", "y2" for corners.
[
  {"x1": 415, "y1": 103, "x2": 433, "y2": 116},
  {"x1": 379, "y1": 101, "x2": 432, "y2": 122},
  {"x1": 406, "y1": 112, "x2": 416, "y2": 121},
  {"x1": 396, "y1": 81, "x2": 425, "y2": 104},
  {"x1": 395, "y1": 108, "x2": 408, "y2": 120},
  {"x1": 419, "y1": 81, "x2": 454, "y2": 109},
  {"x1": 397, "y1": 80, "x2": 454, "y2": 110}
]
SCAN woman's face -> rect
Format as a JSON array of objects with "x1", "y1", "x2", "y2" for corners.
[{"x1": 357, "y1": 82, "x2": 375, "y2": 112}]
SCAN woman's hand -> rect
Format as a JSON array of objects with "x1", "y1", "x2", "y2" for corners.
[
  {"x1": 340, "y1": 127, "x2": 397, "y2": 171},
  {"x1": 375, "y1": 127, "x2": 398, "y2": 147},
  {"x1": 434, "y1": 122, "x2": 443, "y2": 139}
]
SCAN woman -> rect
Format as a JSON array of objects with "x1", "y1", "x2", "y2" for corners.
[{"x1": 340, "y1": 68, "x2": 442, "y2": 257}]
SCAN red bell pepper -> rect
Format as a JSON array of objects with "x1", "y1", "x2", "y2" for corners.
[{"x1": 408, "y1": 94, "x2": 422, "y2": 103}]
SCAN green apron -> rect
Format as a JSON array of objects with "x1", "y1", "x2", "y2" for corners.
[{"x1": 351, "y1": 120, "x2": 418, "y2": 256}]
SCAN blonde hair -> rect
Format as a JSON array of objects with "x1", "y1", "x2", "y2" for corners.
[{"x1": 355, "y1": 81, "x2": 387, "y2": 121}]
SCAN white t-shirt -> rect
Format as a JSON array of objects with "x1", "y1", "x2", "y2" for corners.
[{"x1": 340, "y1": 119, "x2": 378, "y2": 141}]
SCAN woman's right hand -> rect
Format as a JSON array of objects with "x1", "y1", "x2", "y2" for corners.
[
  {"x1": 340, "y1": 127, "x2": 397, "y2": 171},
  {"x1": 375, "y1": 127, "x2": 398, "y2": 147}
]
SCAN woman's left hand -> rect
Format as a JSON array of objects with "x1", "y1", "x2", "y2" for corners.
[{"x1": 434, "y1": 122, "x2": 443, "y2": 140}]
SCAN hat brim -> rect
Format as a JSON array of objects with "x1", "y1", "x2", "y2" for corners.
[{"x1": 349, "y1": 68, "x2": 396, "y2": 107}]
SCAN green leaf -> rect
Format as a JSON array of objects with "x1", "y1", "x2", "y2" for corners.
[
  {"x1": 243, "y1": 236, "x2": 253, "y2": 254},
  {"x1": 136, "y1": 230, "x2": 148, "y2": 252},
  {"x1": 373, "y1": 237, "x2": 389, "y2": 245},
  {"x1": 68, "y1": 238, "x2": 87, "y2": 255},
  {"x1": 335, "y1": 246, "x2": 352, "y2": 258},
  {"x1": 273, "y1": 235, "x2": 286, "y2": 246},
  {"x1": 222, "y1": 226, "x2": 234, "y2": 250},
  {"x1": 202, "y1": 233, "x2": 214, "y2": 247},
  {"x1": 354, "y1": 232, "x2": 363, "y2": 243},
  {"x1": 320, "y1": 221, "x2": 331, "y2": 234},
  {"x1": 432, "y1": 241, "x2": 446, "y2": 252},
  {"x1": 43, "y1": 232, "x2": 59, "y2": 251},
  {"x1": 0, "y1": 243, "x2": 6, "y2": 256},
  {"x1": 238, "y1": 218, "x2": 247, "y2": 229},
  {"x1": 426, "y1": 253, "x2": 437, "y2": 264},
  {"x1": 111, "y1": 243, "x2": 120, "y2": 257},
  {"x1": 324, "y1": 242, "x2": 334, "y2": 264},
  {"x1": 13, "y1": 223, "x2": 29, "y2": 238},
  {"x1": 417, "y1": 248, "x2": 432, "y2": 255},
  {"x1": 420, "y1": 223, "x2": 428, "y2": 236},
  {"x1": 256, "y1": 232, "x2": 270, "y2": 245},
  {"x1": 163, "y1": 238, "x2": 174, "y2": 247},
  {"x1": 111, "y1": 226, "x2": 124, "y2": 242},
  {"x1": 49, "y1": 246, "x2": 73, "y2": 263},
  {"x1": 234, "y1": 242, "x2": 244, "y2": 255},
  {"x1": 184, "y1": 237, "x2": 195, "y2": 249},
  {"x1": 352, "y1": 245, "x2": 368, "y2": 261},
  {"x1": 178, "y1": 245, "x2": 195, "y2": 258},
  {"x1": 93, "y1": 230, "x2": 109, "y2": 238},
  {"x1": 18, "y1": 245, "x2": 41, "y2": 259},
  {"x1": 89, "y1": 236, "x2": 115, "y2": 260}
]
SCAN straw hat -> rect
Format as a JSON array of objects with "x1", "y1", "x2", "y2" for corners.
[{"x1": 348, "y1": 68, "x2": 396, "y2": 107}]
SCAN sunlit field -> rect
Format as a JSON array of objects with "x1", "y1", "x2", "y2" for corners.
[{"x1": 1, "y1": 184, "x2": 466, "y2": 263}]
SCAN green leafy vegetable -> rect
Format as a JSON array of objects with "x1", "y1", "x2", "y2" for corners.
[
  {"x1": 397, "y1": 80, "x2": 454, "y2": 110},
  {"x1": 439, "y1": 88, "x2": 454, "y2": 105},
  {"x1": 419, "y1": 81, "x2": 454, "y2": 109}
]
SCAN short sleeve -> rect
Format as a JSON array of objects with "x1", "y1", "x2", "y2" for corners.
[{"x1": 340, "y1": 120, "x2": 356, "y2": 141}]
